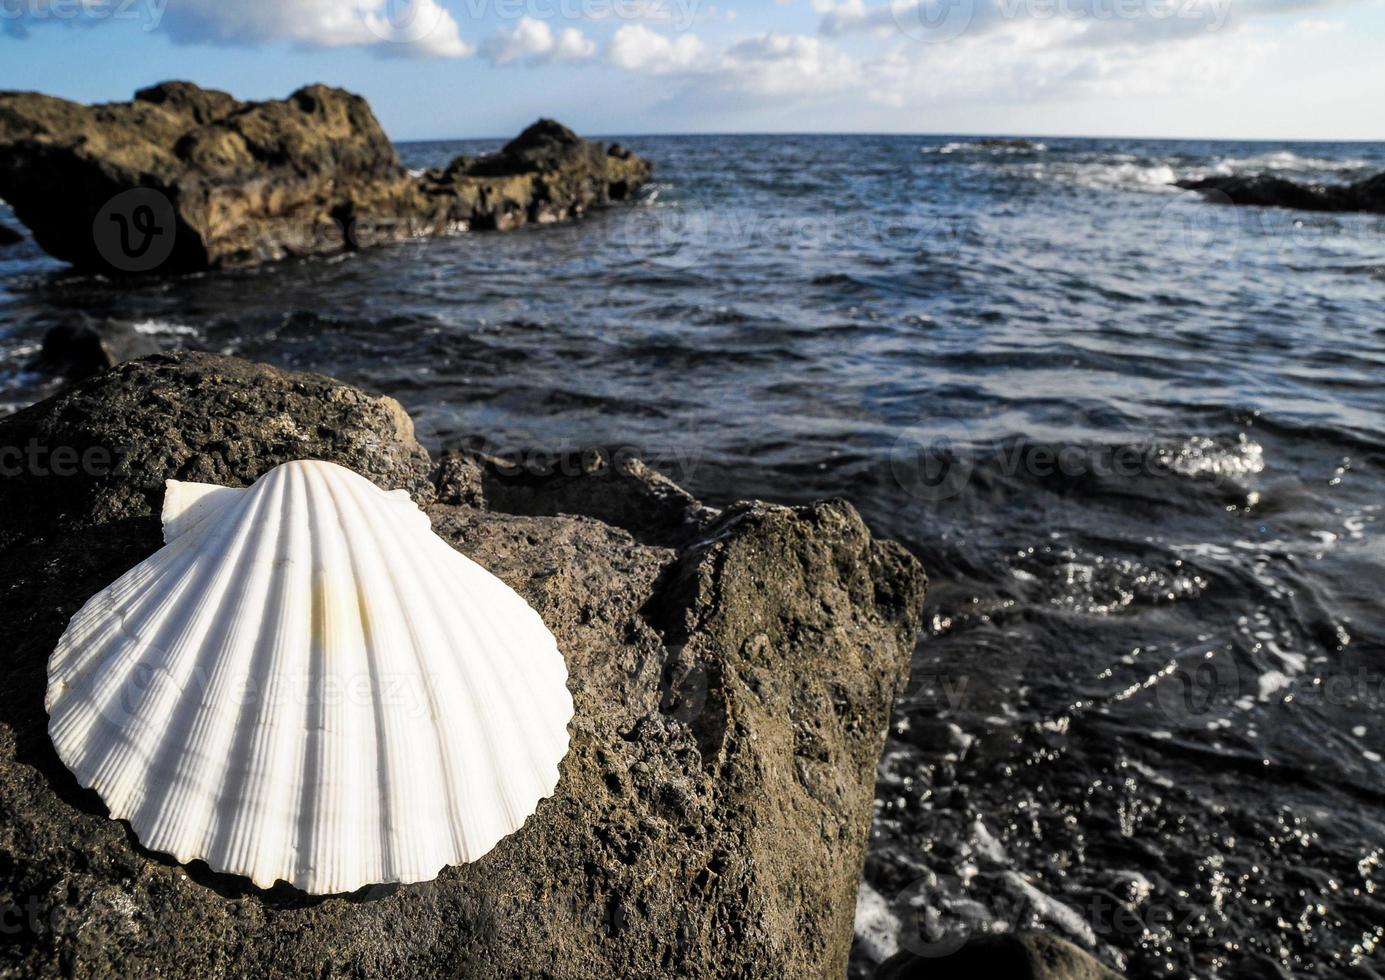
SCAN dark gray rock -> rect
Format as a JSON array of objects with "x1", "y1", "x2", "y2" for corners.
[
  {"x1": 1176, "y1": 171, "x2": 1385, "y2": 214},
  {"x1": 0, "y1": 353, "x2": 926, "y2": 978},
  {"x1": 0, "y1": 221, "x2": 21, "y2": 245},
  {"x1": 0, "y1": 351, "x2": 433, "y2": 553},
  {"x1": 34, "y1": 319, "x2": 162, "y2": 380},
  {"x1": 435, "y1": 446, "x2": 713, "y2": 547},
  {"x1": 0, "y1": 83, "x2": 652, "y2": 273},
  {"x1": 875, "y1": 931, "x2": 1124, "y2": 979}
]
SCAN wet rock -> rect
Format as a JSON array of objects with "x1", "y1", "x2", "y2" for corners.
[
  {"x1": 33, "y1": 319, "x2": 161, "y2": 380},
  {"x1": 0, "y1": 353, "x2": 926, "y2": 978},
  {"x1": 875, "y1": 931, "x2": 1124, "y2": 979},
  {"x1": 0, "y1": 221, "x2": 21, "y2": 245},
  {"x1": 1175, "y1": 172, "x2": 1385, "y2": 214},
  {"x1": 0, "y1": 82, "x2": 652, "y2": 274}
]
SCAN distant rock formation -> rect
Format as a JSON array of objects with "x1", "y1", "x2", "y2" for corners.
[
  {"x1": 1176, "y1": 172, "x2": 1385, "y2": 214},
  {"x1": 976, "y1": 138, "x2": 1040, "y2": 150},
  {"x1": 0, "y1": 82, "x2": 652, "y2": 274}
]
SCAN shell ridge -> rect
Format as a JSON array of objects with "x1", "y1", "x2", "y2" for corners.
[
  {"x1": 425, "y1": 540, "x2": 569, "y2": 782},
  {"x1": 290, "y1": 462, "x2": 332, "y2": 891},
  {"x1": 432, "y1": 547, "x2": 573, "y2": 748},
  {"x1": 201, "y1": 468, "x2": 308, "y2": 886},
  {"x1": 49, "y1": 486, "x2": 261, "y2": 700},
  {"x1": 337, "y1": 471, "x2": 474, "y2": 868},
  {"x1": 409, "y1": 520, "x2": 567, "y2": 837},
  {"x1": 313, "y1": 463, "x2": 398, "y2": 891},
  {"x1": 409, "y1": 535, "x2": 537, "y2": 840},
  {"x1": 55, "y1": 483, "x2": 277, "y2": 810},
  {"x1": 126, "y1": 470, "x2": 290, "y2": 851}
]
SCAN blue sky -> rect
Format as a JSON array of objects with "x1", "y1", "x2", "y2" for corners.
[{"x1": 1, "y1": 0, "x2": 1382, "y2": 140}]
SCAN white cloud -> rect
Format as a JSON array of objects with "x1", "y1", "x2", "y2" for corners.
[
  {"x1": 607, "y1": 23, "x2": 709, "y2": 72},
  {"x1": 722, "y1": 32, "x2": 862, "y2": 95},
  {"x1": 481, "y1": 17, "x2": 596, "y2": 65},
  {"x1": 159, "y1": 0, "x2": 472, "y2": 58}
]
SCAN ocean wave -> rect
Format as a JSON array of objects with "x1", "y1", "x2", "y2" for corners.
[{"x1": 925, "y1": 138, "x2": 1047, "y2": 156}]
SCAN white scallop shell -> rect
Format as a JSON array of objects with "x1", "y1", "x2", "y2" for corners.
[{"x1": 45, "y1": 459, "x2": 572, "y2": 894}]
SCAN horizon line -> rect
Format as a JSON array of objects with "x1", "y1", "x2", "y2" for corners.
[{"x1": 396, "y1": 129, "x2": 1385, "y2": 145}]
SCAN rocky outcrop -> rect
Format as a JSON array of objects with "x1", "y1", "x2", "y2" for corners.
[
  {"x1": 0, "y1": 82, "x2": 652, "y2": 274},
  {"x1": 0, "y1": 221, "x2": 21, "y2": 245},
  {"x1": 0, "y1": 353, "x2": 925, "y2": 978},
  {"x1": 1175, "y1": 171, "x2": 1385, "y2": 213},
  {"x1": 33, "y1": 319, "x2": 161, "y2": 380},
  {"x1": 876, "y1": 932, "x2": 1124, "y2": 979}
]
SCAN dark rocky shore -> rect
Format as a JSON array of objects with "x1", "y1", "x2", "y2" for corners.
[
  {"x1": 0, "y1": 82, "x2": 651, "y2": 274},
  {"x1": 1176, "y1": 171, "x2": 1385, "y2": 213},
  {"x1": 0, "y1": 352, "x2": 927, "y2": 978}
]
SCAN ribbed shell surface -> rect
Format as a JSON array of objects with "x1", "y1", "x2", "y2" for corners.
[{"x1": 45, "y1": 460, "x2": 573, "y2": 894}]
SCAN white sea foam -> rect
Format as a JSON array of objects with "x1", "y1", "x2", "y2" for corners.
[
  {"x1": 853, "y1": 881, "x2": 902, "y2": 964},
  {"x1": 131, "y1": 318, "x2": 200, "y2": 337}
]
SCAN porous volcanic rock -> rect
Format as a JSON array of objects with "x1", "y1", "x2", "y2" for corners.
[
  {"x1": 0, "y1": 352, "x2": 926, "y2": 979},
  {"x1": 1175, "y1": 171, "x2": 1385, "y2": 213},
  {"x1": 0, "y1": 83, "x2": 652, "y2": 273}
]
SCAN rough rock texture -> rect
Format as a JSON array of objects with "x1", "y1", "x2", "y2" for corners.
[
  {"x1": 435, "y1": 446, "x2": 714, "y2": 547},
  {"x1": 0, "y1": 352, "x2": 432, "y2": 553},
  {"x1": 0, "y1": 82, "x2": 652, "y2": 274},
  {"x1": 1175, "y1": 171, "x2": 1385, "y2": 213},
  {"x1": 0, "y1": 353, "x2": 925, "y2": 978},
  {"x1": 875, "y1": 932, "x2": 1124, "y2": 979},
  {"x1": 33, "y1": 319, "x2": 162, "y2": 380}
]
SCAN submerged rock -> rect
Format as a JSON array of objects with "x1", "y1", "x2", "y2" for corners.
[
  {"x1": 33, "y1": 319, "x2": 161, "y2": 380},
  {"x1": 1175, "y1": 172, "x2": 1385, "y2": 214},
  {"x1": 0, "y1": 352, "x2": 925, "y2": 978},
  {"x1": 0, "y1": 82, "x2": 652, "y2": 274},
  {"x1": 875, "y1": 931, "x2": 1124, "y2": 979}
]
